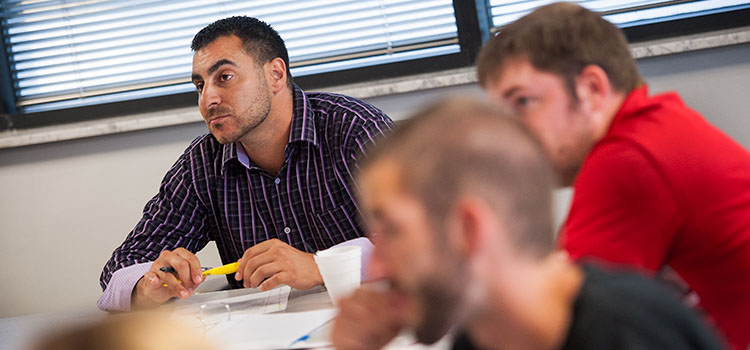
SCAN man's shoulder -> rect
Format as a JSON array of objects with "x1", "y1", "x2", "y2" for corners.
[
  {"x1": 578, "y1": 263, "x2": 665, "y2": 302},
  {"x1": 163, "y1": 133, "x2": 226, "y2": 185},
  {"x1": 185, "y1": 133, "x2": 222, "y2": 153},
  {"x1": 179, "y1": 133, "x2": 224, "y2": 162},
  {"x1": 305, "y1": 90, "x2": 390, "y2": 121},
  {"x1": 606, "y1": 88, "x2": 737, "y2": 162},
  {"x1": 305, "y1": 90, "x2": 373, "y2": 108},
  {"x1": 595, "y1": 88, "x2": 750, "y2": 193},
  {"x1": 567, "y1": 264, "x2": 722, "y2": 349},
  {"x1": 302, "y1": 90, "x2": 393, "y2": 144},
  {"x1": 576, "y1": 137, "x2": 659, "y2": 194}
]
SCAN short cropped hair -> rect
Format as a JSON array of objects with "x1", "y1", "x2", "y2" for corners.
[
  {"x1": 192, "y1": 16, "x2": 293, "y2": 89},
  {"x1": 361, "y1": 98, "x2": 557, "y2": 259},
  {"x1": 477, "y1": 2, "x2": 643, "y2": 99}
]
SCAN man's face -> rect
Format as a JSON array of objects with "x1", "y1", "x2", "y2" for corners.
[
  {"x1": 359, "y1": 159, "x2": 467, "y2": 344},
  {"x1": 192, "y1": 35, "x2": 272, "y2": 144},
  {"x1": 484, "y1": 58, "x2": 595, "y2": 186}
]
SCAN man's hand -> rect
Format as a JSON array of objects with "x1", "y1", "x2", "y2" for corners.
[
  {"x1": 132, "y1": 248, "x2": 204, "y2": 309},
  {"x1": 332, "y1": 288, "x2": 405, "y2": 350},
  {"x1": 235, "y1": 238, "x2": 322, "y2": 291}
]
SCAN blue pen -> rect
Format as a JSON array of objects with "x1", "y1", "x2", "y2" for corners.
[{"x1": 287, "y1": 317, "x2": 335, "y2": 348}]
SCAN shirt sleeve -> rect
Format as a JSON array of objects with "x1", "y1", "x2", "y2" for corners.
[
  {"x1": 339, "y1": 104, "x2": 393, "y2": 205},
  {"x1": 332, "y1": 101, "x2": 390, "y2": 282},
  {"x1": 346, "y1": 104, "x2": 394, "y2": 173},
  {"x1": 99, "y1": 148, "x2": 212, "y2": 295},
  {"x1": 97, "y1": 262, "x2": 152, "y2": 311},
  {"x1": 560, "y1": 141, "x2": 684, "y2": 272}
]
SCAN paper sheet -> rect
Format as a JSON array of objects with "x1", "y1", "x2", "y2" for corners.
[
  {"x1": 172, "y1": 285, "x2": 292, "y2": 327},
  {"x1": 210, "y1": 308, "x2": 337, "y2": 350}
]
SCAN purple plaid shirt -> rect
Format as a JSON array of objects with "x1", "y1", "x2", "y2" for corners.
[{"x1": 99, "y1": 86, "x2": 391, "y2": 308}]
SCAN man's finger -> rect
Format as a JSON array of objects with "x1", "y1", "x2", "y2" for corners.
[
  {"x1": 236, "y1": 241, "x2": 280, "y2": 281},
  {"x1": 161, "y1": 271, "x2": 189, "y2": 299},
  {"x1": 235, "y1": 247, "x2": 261, "y2": 282},
  {"x1": 333, "y1": 311, "x2": 381, "y2": 350},
  {"x1": 142, "y1": 271, "x2": 178, "y2": 303},
  {"x1": 332, "y1": 333, "x2": 369, "y2": 350},
  {"x1": 143, "y1": 271, "x2": 167, "y2": 293},
  {"x1": 246, "y1": 261, "x2": 282, "y2": 288},
  {"x1": 242, "y1": 239, "x2": 276, "y2": 260},
  {"x1": 339, "y1": 294, "x2": 374, "y2": 320},
  {"x1": 241, "y1": 252, "x2": 277, "y2": 282},
  {"x1": 168, "y1": 257, "x2": 197, "y2": 290},
  {"x1": 174, "y1": 249, "x2": 204, "y2": 285},
  {"x1": 250, "y1": 238, "x2": 282, "y2": 252},
  {"x1": 154, "y1": 249, "x2": 195, "y2": 289},
  {"x1": 235, "y1": 257, "x2": 244, "y2": 281},
  {"x1": 257, "y1": 272, "x2": 288, "y2": 291},
  {"x1": 335, "y1": 289, "x2": 403, "y2": 349}
]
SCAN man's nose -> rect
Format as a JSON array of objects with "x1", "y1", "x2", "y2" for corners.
[
  {"x1": 200, "y1": 83, "x2": 221, "y2": 109},
  {"x1": 366, "y1": 248, "x2": 390, "y2": 281}
]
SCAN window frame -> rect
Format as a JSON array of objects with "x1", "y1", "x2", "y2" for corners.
[
  {"x1": 1, "y1": 0, "x2": 484, "y2": 129},
  {"x1": 620, "y1": 6, "x2": 750, "y2": 43},
  {"x1": 0, "y1": 1, "x2": 748, "y2": 131}
]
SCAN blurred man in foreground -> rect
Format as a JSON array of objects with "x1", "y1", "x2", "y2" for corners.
[
  {"x1": 32, "y1": 312, "x2": 215, "y2": 350},
  {"x1": 331, "y1": 98, "x2": 722, "y2": 350}
]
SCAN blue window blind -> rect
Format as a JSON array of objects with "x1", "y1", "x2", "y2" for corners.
[
  {"x1": 489, "y1": 0, "x2": 750, "y2": 29},
  {"x1": 0, "y1": 0, "x2": 459, "y2": 113}
]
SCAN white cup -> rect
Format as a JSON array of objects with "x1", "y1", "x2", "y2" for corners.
[{"x1": 314, "y1": 246, "x2": 362, "y2": 305}]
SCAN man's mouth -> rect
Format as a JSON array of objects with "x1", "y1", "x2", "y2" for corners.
[
  {"x1": 209, "y1": 115, "x2": 229, "y2": 126},
  {"x1": 387, "y1": 287, "x2": 411, "y2": 310}
]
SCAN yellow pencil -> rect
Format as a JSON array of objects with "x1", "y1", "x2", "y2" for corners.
[
  {"x1": 202, "y1": 262, "x2": 239, "y2": 276},
  {"x1": 160, "y1": 262, "x2": 239, "y2": 287}
]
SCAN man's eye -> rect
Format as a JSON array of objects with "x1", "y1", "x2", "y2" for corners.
[
  {"x1": 381, "y1": 224, "x2": 400, "y2": 239},
  {"x1": 194, "y1": 83, "x2": 203, "y2": 92},
  {"x1": 220, "y1": 74, "x2": 233, "y2": 82},
  {"x1": 516, "y1": 96, "x2": 530, "y2": 107}
]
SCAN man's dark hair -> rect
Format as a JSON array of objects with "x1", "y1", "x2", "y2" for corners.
[
  {"x1": 360, "y1": 98, "x2": 558, "y2": 259},
  {"x1": 192, "y1": 16, "x2": 293, "y2": 89},
  {"x1": 477, "y1": 2, "x2": 643, "y2": 100}
]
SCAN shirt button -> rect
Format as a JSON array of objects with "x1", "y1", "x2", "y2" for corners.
[
  {"x1": 274, "y1": 178, "x2": 280, "y2": 185},
  {"x1": 284, "y1": 227, "x2": 291, "y2": 234}
]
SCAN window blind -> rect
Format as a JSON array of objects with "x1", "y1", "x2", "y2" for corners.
[
  {"x1": 489, "y1": 0, "x2": 750, "y2": 30},
  {"x1": 0, "y1": 0, "x2": 459, "y2": 113}
]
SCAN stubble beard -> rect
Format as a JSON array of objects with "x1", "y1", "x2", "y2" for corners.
[
  {"x1": 556, "y1": 161, "x2": 581, "y2": 187},
  {"x1": 552, "y1": 104, "x2": 593, "y2": 187},
  {"x1": 208, "y1": 82, "x2": 273, "y2": 145},
  {"x1": 413, "y1": 259, "x2": 469, "y2": 344},
  {"x1": 554, "y1": 130, "x2": 594, "y2": 187}
]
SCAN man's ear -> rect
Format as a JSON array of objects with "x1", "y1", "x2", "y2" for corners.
[
  {"x1": 575, "y1": 65, "x2": 612, "y2": 116},
  {"x1": 265, "y1": 57, "x2": 288, "y2": 94},
  {"x1": 451, "y1": 197, "x2": 491, "y2": 259}
]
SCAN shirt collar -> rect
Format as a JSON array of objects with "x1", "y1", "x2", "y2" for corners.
[
  {"x1": 600, "y1": 84, "x2": 650, "y2": 140},
  {"x1": 288, "y1": 84, "x2": 319, "y2": 147},
  {"x1": 221, "y1": 141, "x2": 239, "y2": 172},
  {"x1": 613, "y1": 85, "x2": 650, "y2": 124},
  {"x1": 220, "y1": 84, "x2": 318, "y2": 173}
]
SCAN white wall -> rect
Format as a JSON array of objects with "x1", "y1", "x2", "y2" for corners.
[
  {"x1": 1, "y1": 43, "x2": 748, "y2": 318},
  {"x1": 637, "y1": 44, "x2": 750, "y2": 148}
]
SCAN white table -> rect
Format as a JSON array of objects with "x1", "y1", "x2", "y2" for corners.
[{"x1": 0, "y1": 283, "x2": 451, "y2": 350}]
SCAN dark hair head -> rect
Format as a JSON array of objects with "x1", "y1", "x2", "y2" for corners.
[
  {"x1": 192, "y1": 16, "x2": 293, "y2": 88},
  {"x1": 477, "y1": 2, "x2": 643, "y2": 99},
  {"x1": 360, "y1": 97, "x2": 557, "y2": 259}
]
